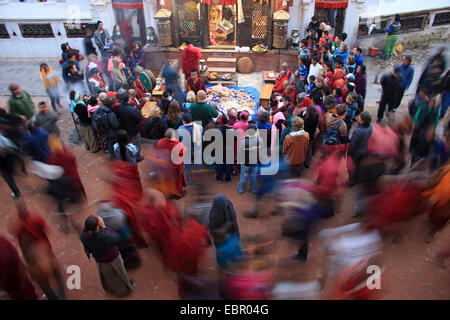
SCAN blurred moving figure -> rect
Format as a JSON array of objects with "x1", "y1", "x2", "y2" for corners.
[
  {"x1": 0, "y1": 236, "x2": 37, "y2": 300},
  {"x1": 209, "y1": 194, "x2": 242, "y2": 269},
  {"x1": 47, "y1": 135, "x2": 85, "y2": 233},
  {"x1": 12, "y1": 201, "x2": 66, "y2": 300},
  {"x1": 155, "y1": 128, "x2": 187, "y2": 199},
  {"x1": 319, "y1": 223, "x2": 384, "y2": 300},
  {"x1": 423, "y1": 162, "x2": 450, "y2": 243}
]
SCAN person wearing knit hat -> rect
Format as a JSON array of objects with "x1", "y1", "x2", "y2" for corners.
[
  {"x1": 93, "y1": 20, "x2": 111, "y2": 53},
  {"x1": 346, "y1": 73, "x2": 355, "y2": 82},
  {"x1": 8, "y1": 83, "x2": 35, "y2": 121}
]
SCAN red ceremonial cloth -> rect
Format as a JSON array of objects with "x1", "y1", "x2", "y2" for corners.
[
  {"x1": 315, "y1": 0, "x2": 348, "y2": 9},
  {"x1": 112, "y1": 0, "x2": 143, "y2": 9}
]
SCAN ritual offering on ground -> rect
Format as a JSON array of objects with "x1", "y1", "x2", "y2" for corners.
[
  {"x1": 208, "y1": 72, "x2": 219, "y2": 80},
  {"x1": 206, "y1": 84, "x2": 256, "y2": 115}
]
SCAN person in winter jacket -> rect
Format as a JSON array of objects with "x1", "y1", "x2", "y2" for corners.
[
  {"x1": 377, "y1": 67, "x2": 403, "y2": 121},
  {"x1": 282, "y1": 117, "x2": 309, "y2": 176}
]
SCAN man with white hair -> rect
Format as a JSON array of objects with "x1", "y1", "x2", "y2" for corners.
[{"x1": 189, "y1": 90, "x2": 219, "y2": 127}]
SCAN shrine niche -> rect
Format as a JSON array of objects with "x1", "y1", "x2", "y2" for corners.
[{"x1": 170, "y1": 0, "x2": 273, "y2": 48}]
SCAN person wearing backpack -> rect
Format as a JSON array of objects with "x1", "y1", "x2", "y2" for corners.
[
  {"x1": 237, "y1": 124, "x2": 263, "y2": 195},
  {"x1": 324, "y1": 104, "x2": 348, "y2": 155},
  {"x1": 93, "y1": 96, "x2": 120, "y2": 160},
  {"x1": 115, "y1": 89, "x2": 144, "y2": 161}
]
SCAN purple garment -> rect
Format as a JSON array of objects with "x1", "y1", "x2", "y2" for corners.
[
  {"x1": 94, "y1": 227, "x2": 120, "y2": 263},
  {"x1": 355, "y1": 73, "x2": 367, "y2": 99},
  {"x1": 95, "y1": 246, "x2": 120, "y2": 263}
]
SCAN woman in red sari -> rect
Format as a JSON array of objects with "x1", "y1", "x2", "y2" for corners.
[
  {"x1": 155, "y1": 128, "x2": 187, "y2": 199},
  {"x1": 12, "y1": 201, "x2": 66, "y2": 300}
]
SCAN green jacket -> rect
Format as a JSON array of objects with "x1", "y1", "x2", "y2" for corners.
[
  {"x1": 8, "y1": 91, "x2": 35, "y2": 120},
  {"x1": 190, "y1": 102, "x2": 219, "y2": 127}
]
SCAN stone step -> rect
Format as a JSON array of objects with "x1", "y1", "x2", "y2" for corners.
[
  {"x1": 207, "y1": 57, "x2": 237, "y2": 63},
  {"x1": 207, "y1": 66, "x2": 236, "y2": 73},
  {"x1": 208, "y1": 80, "x2": 237, "y2": 87}
]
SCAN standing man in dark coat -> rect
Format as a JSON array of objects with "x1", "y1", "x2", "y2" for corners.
[
  {"x1": 115, "y1": 89, "x2": 144, "y2": 161},
  {"x1": 377, "y1": 67, "x2": 403, "y2": 122}
]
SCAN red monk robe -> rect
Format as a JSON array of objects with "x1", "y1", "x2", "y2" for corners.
[
  {"x1": 155, "y1": 137, "x2": 186, "y2": 197},
  {"x1": 0, "y1": 236, "x2": 37, "y2": 300},
  {"x1": 47, "y1": 148, "x2": 85, "y2": 197},
  {"x1": 138, "y1": 199, "x2": 182, "y2": 254},
  {"x1": 273, "y1": 75, "x2": 289, "y2": 93},
  {"x1": 163, "y1": 217, "x2": 208, "y2": 275},
  {"x1": 110, "y1": 160, "x2": 146, "y2": 246}
]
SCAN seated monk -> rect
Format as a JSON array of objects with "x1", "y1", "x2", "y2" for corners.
[
  {"x1": 186, "y1": 69, "x2": 206, "y2": 95},
  {"x1": 281, "y1": 62, "x2": 293, "y2": 82},
  {"x1": 271, "y1": 78, "x2": 290, "y2": 109},
  {"x1": 128, "y1": 88, "x2": 142, "y2": 109},
  {"x1": 283, "y1": 84, "x2": 297, "y2": 103},
  {"x1": 273, "y1": 70, "x2": 288, "y2": 93}
]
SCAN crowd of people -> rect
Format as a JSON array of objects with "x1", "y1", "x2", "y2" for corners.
[{"x1": 0, "y1": 16, "x2": 449, "y2": 300}]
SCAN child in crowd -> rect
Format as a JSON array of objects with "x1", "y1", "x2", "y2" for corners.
[
  {"x1": 296, "y1": 58, "x2": 309, "y2": 93},
  {"x1": 333, "y1": 88, "x2": 343, "y2": 104},
  {"x1": 307, "y1": 75, "x2": 316, "y2": 94}
]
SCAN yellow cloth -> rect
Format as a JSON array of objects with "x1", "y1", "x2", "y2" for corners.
[
  {"x1": 40, "y1": 67, "x2": 61, "y2": 89},
  {"x1": 423, "y1": 166, "x2": 450, "y2": 207}
]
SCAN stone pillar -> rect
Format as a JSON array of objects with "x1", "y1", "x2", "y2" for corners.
[
  {"x1": 287, "y1": 0, "x2": 300, "y2": 36},
  {"x1": 143, "y1": 0, "x2": 159, "y2": 31},
  {"x1": 343, "y1": 0, "x2": 366, "y2": 49},
  {"x1": 300, "y1": 0, "x2": 316, "y2": 38}
]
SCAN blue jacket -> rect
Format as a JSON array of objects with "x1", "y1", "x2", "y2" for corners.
[
  {"x1": 62, "y1": 60, "x2": 81, "y2": 82},
  {"x1": 398, "y1": 63, "x2": 414, "y2": 89},
  {"x1": 350, "y1": 124, "x2": 373, "y2": 157},
  {"x1": 333, "y1": 50, "x2": 348, "y2": 65},
  {"x1": 386, "y1": 22, "x2": 401, "y2": 35},
  {"x1": 355, "y1": 54, "x2": 364, "y2": 68},
  {"x1": 345, "y1": 102, "x2": 359, "y2": 123},
  {"x1": 23, "y1": 127, "x2": 50, "y2": 162}
]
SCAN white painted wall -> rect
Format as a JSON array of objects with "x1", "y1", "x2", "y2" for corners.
[
  {"x1": 361, "y1": 0, "x2": 450, "y2": 19},
  {"x1": 287, "y1": 0, "x2": 316, "y2": 39},
  {"x1": 0, "y1": 0, "x2": 115, "y2": 59}
]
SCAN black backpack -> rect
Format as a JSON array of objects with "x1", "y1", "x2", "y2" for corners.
[
  {"x1": 356, "y1": 93, "x2": 364, "y2": 115},
  {"x1": 92, "y1": 107, "x2": 110, "y2": 135},
  {"x1": 325, "y1": 119, "x2": 343, "y2": 145}
]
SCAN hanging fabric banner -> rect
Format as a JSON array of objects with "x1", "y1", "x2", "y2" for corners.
[
  {"x1": 203, "y1": 0, "x2": 237, "y2": 5},
  {"x1": 237, "y1": 0, "x2": 244, "y2": 23},
  {"x1": 112, "y1": 0, "x2": 144, "y2": 9},
  {"x1": 315, "y1": 0, "x2": 348, "y2": 8}
]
